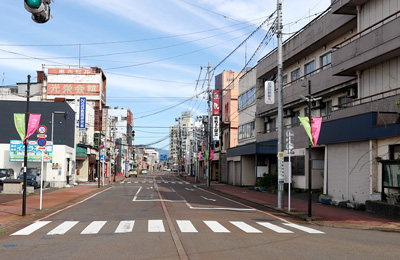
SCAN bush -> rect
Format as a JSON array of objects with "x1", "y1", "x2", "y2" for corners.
[{"x1": 256, "y1": 172, "x2": 278, "y2": 191}]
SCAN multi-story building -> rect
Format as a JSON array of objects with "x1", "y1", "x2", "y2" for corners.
[
  {"x1": 215, "y1": 70, "x2": 242, "y2": 182},
  {"x1": 243, "y1": 0, "x2": 400, "y2": 204},
  {"x1": 169, "y1": 111, "x2": 193, "y2": 173}
]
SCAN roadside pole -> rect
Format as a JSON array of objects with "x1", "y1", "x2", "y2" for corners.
[
  {"x1": 22, "y1": 75, "x2": 31, "y2": 216},
  {"x1": 40, "y1": 149, "x2": 44, "y2": 210}
]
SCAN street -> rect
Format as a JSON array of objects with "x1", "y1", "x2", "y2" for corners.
[{"x1": 0, "y1": 171, "x2": 399, "y2": 260}]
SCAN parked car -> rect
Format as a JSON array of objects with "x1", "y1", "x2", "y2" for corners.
[
  {"x1": 17, "y1": 167, "x2": 41, "y2": 189},
  {"x1": 129, "y1": 169, "x2": 138, "y2": 178},
  {"x1": 0, "y1": 168, "x2": 14, "y2": 185}
]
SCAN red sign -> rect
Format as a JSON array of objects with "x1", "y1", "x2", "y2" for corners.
[
  {"x1": 213, "y1": 90, "x2": 220, "y2": 116},
  {"x1": 48, "y1": 68, "x2": 95, "y2": 75},
  {"x1": 37, "y1": 138, "x2": 46, "y2": 147},
  {"x1": 47, "y1": 83, "x2": 99, "y2": 95}
]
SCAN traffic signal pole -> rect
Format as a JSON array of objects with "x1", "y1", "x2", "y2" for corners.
[{"x1": 22, "y1": 75, "x2": 31, "y2": 216}]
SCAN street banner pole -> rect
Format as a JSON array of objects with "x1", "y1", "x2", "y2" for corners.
[{"x1": 40, "y1": 149, "x2": 44, "y2": 210}]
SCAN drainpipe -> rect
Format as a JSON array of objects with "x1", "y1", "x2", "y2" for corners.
[
  {"x1": 356, "y1": 70, "x2": 361, "y2": 99},
  {"x1": 356, "y1": 6, "x2": 361, "y2": 32}
]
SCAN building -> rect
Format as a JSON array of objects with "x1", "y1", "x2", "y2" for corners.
[
  {"x1": 0, "y1": 100, "x2": 75, "y2": 188},
  {"x1": 250, "y1": 0, "x2": 400, "y2": 204},
  {"x1": 215, "y1": 70, "x2": 242, "y2": 183}
]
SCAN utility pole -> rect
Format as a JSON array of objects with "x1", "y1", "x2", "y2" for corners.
[
  {"x1": 277, "y1": 0, "x2": 285, "y2": 209},
  {"x1": 201, "y1": 62, "x2": 215, "y2": 187},
  {"x1": 22, "y1": 75, "x2": 31, "y2": 216},
  {"x1": 307, "y1": 80, "x2": 312, "y2": 218}
]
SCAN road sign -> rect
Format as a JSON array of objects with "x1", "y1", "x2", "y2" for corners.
[
  {"x1": 37, "y1": 134, "x2": 47, "y2": 138},
  {"x1": 37, "y1": 138, "x2": 46, "y2": 147},
  {"x1": 38, "y1": 125, "x2": 47, "y2": 134},
  {"x1": 100, "y1": 155, "x2": 106, "y2": 162}
]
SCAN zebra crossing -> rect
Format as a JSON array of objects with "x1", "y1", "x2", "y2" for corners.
[
  {"x1": 11, "y1": 220, "x2": 324, "y2": 236},
  {"x1": 122, "y1": 180, "x2": 190, "y2": 185}
]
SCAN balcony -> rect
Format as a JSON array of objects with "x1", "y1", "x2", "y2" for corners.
[
  {"x1": 331, "y1": 0, "x2": 369, "y2": 15},
  {"x1": 257, "y1": 64, "x2": 355, "y2": 117},
  {"x1": 332, "y1": 11, "x2": 400, "y2": 76}
]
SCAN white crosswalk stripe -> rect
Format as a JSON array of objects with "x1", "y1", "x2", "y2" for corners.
[
  {"x1": 11, "y1": 220, "x2": 324, "y2": 236},
  {"x1": 257, "y1": 222, "x2": 293, "y2": 233},
  {"x1": 11, "y1": 221, "x2": 51, "y2": 236},
  {"x1": 230, "y1": 221, "x2": 262, "y2": 233},
  {"x1": 115, "y1": 220, "x2": 135, "y2": 233},
  {"x1": 283, "y1": 223, "x2": 325, "y2": 234},
  {"x1": 47, "y1": 221, "x2": 79, "y2": 235},
  {"x1": 148, "y1": 220, "x2": 165, "y2": 232},
  {"x1": 177, "y1": 220, "x2": 198, "y2": 233},
  {"x1": 81, "y1": 221, "x2": 107, "y2": 234},
  {"x1": 204, "y1": 221, "x2": 230, "y2": 233}
]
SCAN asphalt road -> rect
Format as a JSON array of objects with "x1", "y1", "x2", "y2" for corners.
[{"x1": 0, "y1": 172, "x2": 399, "y2": 260}]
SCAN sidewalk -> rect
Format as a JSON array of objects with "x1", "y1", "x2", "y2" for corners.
[
  {"x1": 183, "y1": 175, "x2": 400, "y2": 232},
  {"x1": 0, "y1": 175, "x2": 126, "y2": 230}
]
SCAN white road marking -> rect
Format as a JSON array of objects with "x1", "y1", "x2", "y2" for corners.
[
  {"x1": 201, "y1": 196, "x2": 216, "y2": 202},
  {"x1": 230, "y1": 221, "x2": 262, "y2": 233},
  {"x1": 186, "y1": 202, "x2": 255, "y2": 211},
  {"x1": 176, "y1": 220, "x2": 198, "y2": 233},
  {"x1": 47, "y1": 221, "x2": 79, "y2": 235},
  {"x1": 283, "y1": 223, "x2": 325, "y2": 234},
  {"x1": 204, "y1": 221, "x2": 230, "y2": 233},
  {"x1": 127, "y1": 182, "x2": 131, "y2": 184},
  {"x1": 134, "y1": 181, "x2": 139, "y2": 183},
  {"x1": 148, "y1": 220, "x2": 165, "y2": 232},
  {"x1": 11, "y1": 221, "x2": 51, "y2": 236},
  {"x1": 257, "y1": 222, "x2": 293, "y2": 233},
  {"x1": 132, "y1": 186, "x2": 142, "y2": 201},
  {"x1": 115, "y1": 220, "x2": 135, "y2": 233},
  {"x1": 185, "y1": 188, "x2": 194, "y2": 191},
  {"x1": 80, "y1": 221, "x2": 107, "y2": 234},
  {"x1": 134, "y1": 199, "x2": 187, "y2": 202}
]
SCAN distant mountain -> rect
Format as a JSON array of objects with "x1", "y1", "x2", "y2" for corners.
[{"x1": 155, "y1": 148, "x2": 169, "y2": 157}]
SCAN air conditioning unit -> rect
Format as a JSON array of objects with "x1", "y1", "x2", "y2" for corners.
[
  {"x1": 312, "y1": 100, "x2": 324, "y2": 109},
  {"x1": 283, "y1": 109, "x2": 294, "y2": 118},
  {"x1": 347, "y1": 88, "x2": 357, "y2": 98}
]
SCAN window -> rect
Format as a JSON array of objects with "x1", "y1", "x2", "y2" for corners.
[
  {"x1": 338, "y1": 96, "x2": 354, "y2": 108},
  {"x1": 283, "y1": 74, "x2": 288, "y2": 86},
  {"x1": 291, "y1": 68, "x2": 301, "y2": 82},
  {"x1": 291, "y1": 110, "x2": 300, "y2": 126},
  {"x1": 320, "y1": 100, "x2": 332, "y2": 117},
  {"x1": 238, "y1": 87, "x2": 256, "y2": 111},
  {"x1": 238, "y1": 121, "x2": 255, "y2": 140},
  {"x1": 320, "y1": 52, "x2": 332, "y2": 70},
  {"x1": 284, "y1": 156, "x2": 305, "y2": 176},
  {"x1": 304, "y1": 60, "x2": 315, "y2": 78},
  {"x1": 268, "y1": 117, "x2": 277, "y2": 132}
]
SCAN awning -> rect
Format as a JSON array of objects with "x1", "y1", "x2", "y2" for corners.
[{"x1": 76, "y1": 145, "x2": 87, "y2": 159}]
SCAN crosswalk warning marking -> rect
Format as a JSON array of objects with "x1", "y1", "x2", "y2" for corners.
[
  {"x1": 81, "y1": 221, "x2": 107, "y2": 235},
  {"x1": 283, "y1": 223, "x2": 325, "y2": 234},
  {"x1": 176, "y1": 220, "x2": 198, "y2": 233},
  {"x1": 11, "y1": 221, "x2": 51, "y2": 236},
  {"x1": 148, "y1": 220, "x2": 165, "y2": 232},
  {"x1": 230, "y1": 221, "x2": 262, "y2": 233},
  {"x1": 115, "y1": 220, "x2": 135, "y2": 233},
  {"x1": 47, "y1": 221, "x2": 79, "y2": 235},
  {"x1": 257, "y1": 222, "x2": 293, "y2": 233},
  {"x1": 204, "y1": 221, "x2": 230, "y2": 233}
]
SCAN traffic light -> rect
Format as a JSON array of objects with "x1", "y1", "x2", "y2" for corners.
[
  {"x1": 24, "y1": 0, "x2": 51, "y2": 24},
  {"x1": 132, "y1": 130, "x2": 135, "y2": 140}
]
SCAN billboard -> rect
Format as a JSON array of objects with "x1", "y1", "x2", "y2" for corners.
[
  {"x1": 9, "y1": 140, "x2": 53, "y2": 163},
  {"x1": 212, "y1": 116, "x2": 220, "y2": 141},
  {"x1": 213, "y1": 90, "x2": 220, "y2": 115}
]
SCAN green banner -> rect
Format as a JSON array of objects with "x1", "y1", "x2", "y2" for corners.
[
  {"x1": 14, "y1": 113, "x2": 25, "y2": 141},
  {"x1": 205, "y1": 150, "x2": 210, "y2": 161},
  {"x1": 298, "y1": 116, "x2": 314, "y2": 146}
]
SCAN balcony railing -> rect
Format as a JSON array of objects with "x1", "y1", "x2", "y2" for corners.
[
  {"x1": 333, "y1": 10, "x2": 400, "y2": 51},
  {"x1": 333, "y1": 87, "x2": 400, "y2": 110}
]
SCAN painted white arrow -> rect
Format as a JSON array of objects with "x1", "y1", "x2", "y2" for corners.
[
  {"x1": 185, "y1": 188, "x2": 195, "y2": 191},
  {"x1": 201, "y1": 196, "x2": 216, "y2": 202}
]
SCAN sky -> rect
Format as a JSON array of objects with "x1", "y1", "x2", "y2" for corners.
[{"x1": 1, "y1": 0, "x2": 331, "y2": 150}]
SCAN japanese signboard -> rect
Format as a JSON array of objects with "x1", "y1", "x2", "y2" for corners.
[
  {"x1": 264, "y1": 81, "x2": 275, "y2": 104},
  {"x1": 213, "y1": 90, "x2": 220, "y2": 116},
  {"x1": 47, "y1": 83, "x2": 99, "y2": 95},
  {"x1": 9, "y1": 140, "x2": 53, "y2": 163},
  {"x1": 48, "y1": 68, "x2": 96, "y2": 75},
  {"x1": 212, "y1": 116, "x2": 220, "y2": 141},
  {"x1": 79, "y1": 97, "x2": 86, "y2": 131}
]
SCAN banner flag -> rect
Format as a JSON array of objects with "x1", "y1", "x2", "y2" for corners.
[
  {"x1": 24, "y1": 114, "x2": 41, "y2": 144},
  {"x1": 198, "y1": 152, "x2": 201, "y2": 161},
  {"x1": 115, "y1": 152, "x2": 119, "y2": 160},
  {"x1": 210, "y1": 150, "x2": 214, "y2": 161},
  {"x1": 14, "y1": 113, "x2": 25, "y2": 141},
  {"x1": 298, "y1": 116, "x2": 314, "y2": 146},
  {"x1": 205, "y1": 150, "x2": 209, "y2": 161},
  {"x1": 311, "y1": 117, "x2": 322, "y2": 147}
]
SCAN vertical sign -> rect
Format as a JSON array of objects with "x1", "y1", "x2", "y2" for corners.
[
  {"x1": 213, "y1": 90, "x2": 220, "y2": 116},
  {"x1": 212, "y1": 116, "x2": 220, "y2": 141},
  {"x1": 79, "y1": 97, "x2": 86, "y2": 131},
  {"x1": 264, "y1": 81, "x2": 275, "y2": 104}
]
